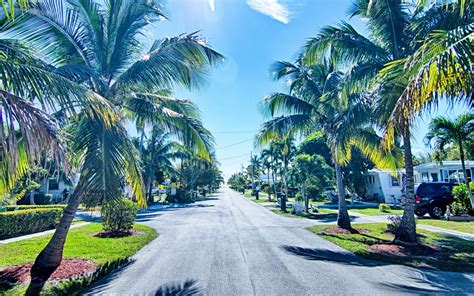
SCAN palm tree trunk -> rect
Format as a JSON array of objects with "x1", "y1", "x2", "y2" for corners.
[
  {"x1": 267, "y1": 167, "x2": 271, "y2": 201},
  {"x1": 459, "y1": 142, "x2": 474, "y2": 207},
  {"x1": 29, "y1": 190, "x2": 36, "y2": 205},
  {"x1": 303, "y1": 181, "x2": 309, "y2": 213},
  {"x1": 335, "y1": 163, "x2": 351, "y2": 229},
  {"x1": 27, "y1": 183, "x2": 85, "y2": 295},
  {"x1": 395, "y1": 126, "x2": 417, "y2": 244},
  {"x1": 146, "y1": 175, "x2": 154, "y2": 204}
]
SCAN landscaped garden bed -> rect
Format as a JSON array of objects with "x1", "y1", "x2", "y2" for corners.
[
  {"x1": 0, "y1": 223, "x2": 157, "y2": 295},
  {"x1": 308, "y1": 223, "x2": 474, "y2": 272}
]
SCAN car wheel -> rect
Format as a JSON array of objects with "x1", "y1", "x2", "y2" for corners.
[
  {"x1": 415, "y1": 211, "x2": 425, "y2": 218},
  {"x1": 429, "y1": 206, "x2": 445, "y2": 219}
]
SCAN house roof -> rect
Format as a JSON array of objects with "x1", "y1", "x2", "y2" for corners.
[{"x1": 414, "y1": 160, "x2": 474, "y2": 170}]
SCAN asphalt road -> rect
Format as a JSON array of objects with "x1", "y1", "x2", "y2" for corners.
[{"x1": 85, "y1": 187, "x2": 474, "y2": 296}]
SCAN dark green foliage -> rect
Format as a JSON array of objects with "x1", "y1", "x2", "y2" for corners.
[
  {"x1": 165, "y1": 189, "x2": 193, "y2": 204},
  {"x1": 378, "y1": 203, "x2": 391, "y2": 213},
  {"x1": 0, "y1": 208, "x2": 62, "y2": 239},
  {"x1": 3, "y1": 205, "x2": 67, "y2": 211},
  {"x1": 387, "y1": 215, "x2": 403, "y2": 235},
  {"x1": 101, "y1": 199, "x2": 138, "y2": 234},
  {"x1": 452, "y1": 183, "x2": 474, "y2": 216}
]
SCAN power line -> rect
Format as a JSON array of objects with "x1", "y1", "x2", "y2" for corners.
[
  {"x1": 216, "y1": 138, "x2": 254, "y2": 150},
  {"x1": 219, "y1": 153, "x2": 251, "y2": 162},
  {"x1": 211, "y1": 129, "x2": 259, "y2": 134}
]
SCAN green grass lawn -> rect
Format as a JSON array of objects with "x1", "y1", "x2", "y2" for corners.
[
  {"x1": 349, "y1": 208, "x2": 404, "y2": 216},
  {"x1": 0, "y1": 223, "x2": 157, "y2": 295},
  {"x1": 417, "y1": 220, "x2": 474, "y2": 234},
  {"x1": 307, "y1": 223, "x2": 473, "y2": 272}
]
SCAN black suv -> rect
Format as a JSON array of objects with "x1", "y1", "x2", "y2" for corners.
[{"x1": 415, "y1": 182, "x2": 456, "y2": 219}]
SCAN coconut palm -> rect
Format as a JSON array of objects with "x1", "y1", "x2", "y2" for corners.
[
  {"x1": 3, "y1": 0, "x2": 222, "y2": 292},
  {"x1": 260, "y1": 148, "x2": 273, "y2": 201},
  {"x1": 303, "y1": 0, "x2": 424, "y2": 242},
  {"x1": 257, "y1": 58, "x2": 400, "y2": 229},
  {"x1": 426, "y1": 113, "x2": 474, "y2": 206}
]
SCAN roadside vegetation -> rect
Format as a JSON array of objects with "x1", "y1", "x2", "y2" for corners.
[
  {"x1": 0, "y1": 223, "x2": 157, "y2": 295},
  {"x1": 308, "y1": 223, "x2": 474, "y2": 272}
]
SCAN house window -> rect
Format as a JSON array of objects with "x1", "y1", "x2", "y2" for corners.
[
  {"x1": 431, "y1": 173, "x2": 438, "y2": 182},
  {"x1": 421, "y1": 172, "x2": 429, "y2": 182},
  {"x1": 390, "y1": 176, "x2": 400, "y2": 187},
  {"x1": 48, "y1": 179, "x2": 59, "y2": 190},
  {"x1": 367, "y1": 175, "x2": 375, "y2": 184}
]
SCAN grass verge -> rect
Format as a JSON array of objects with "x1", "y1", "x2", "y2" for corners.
[
  {"x1": 417, "y1": 219, "x2": 474, "y2": 234},
  {"x1": 307, "y1": 223, "x2": 473, "y2": 272},
  {"x1": 0, "y1": 223, "x2": 157, "y2": 295},
  {"x1": 349, "y1": 208, "x2": 404, "y2": 216}
]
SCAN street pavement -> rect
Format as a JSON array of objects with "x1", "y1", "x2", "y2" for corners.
[{"x1": 84, "y1": 187, "x2": 474, "y2": 296}]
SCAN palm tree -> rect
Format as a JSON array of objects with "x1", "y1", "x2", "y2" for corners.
[
  {"x1": 249, "y1": 154, "x2": 262, "y2": 198},
  {"x1": 303, "y1": 0, "x2": 422, "y2": 243},
  {"x1": 426, "y1": 113, "x2": 474, "y2": 206},
  {"x1": 260, "y1": 148, "x2": 273, "y2": 201},
  {"x1": 4, "y1": 0, "x2": 222, "y2": 292},
  {"x1": 136, "y1": 128, "x2": 183, "y2": 203},
  {"x1": 257, "y1": 58, "x2": 399, "y2": 229}
]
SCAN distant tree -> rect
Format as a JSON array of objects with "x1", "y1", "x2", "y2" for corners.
[{"x1": 426, "y1": 113, "x2": 474, "y2": 206}]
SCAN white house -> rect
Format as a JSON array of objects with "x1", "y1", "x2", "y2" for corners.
[
  {"x1": 35, "y1": 173, "x2": 80, "y2": 202},
  {"x1": 365, "y1": 160, "x2": 474, "y2": 204},
  {"x1": 414, "y1": 161, "x2": 474, "y2": 184},
  {"x1": 365, "y1": 169, "x2": 405, "y2": 204}
]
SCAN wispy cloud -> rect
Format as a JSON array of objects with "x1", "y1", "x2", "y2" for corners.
[
  {"x1": 246, "y1": 0, "x2": 291, "y2": 24},
  {"x1": 208, "y1": 0, "x2": 215, "y2": 12}
]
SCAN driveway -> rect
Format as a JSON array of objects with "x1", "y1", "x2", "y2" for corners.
[{"x1": 85, "y1": 187, "x2": 474, "y2": 295}]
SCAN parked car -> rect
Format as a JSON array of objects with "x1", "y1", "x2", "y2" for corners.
[{"x1": 414, "y1": 182, "x2": 457, "y2": 219}]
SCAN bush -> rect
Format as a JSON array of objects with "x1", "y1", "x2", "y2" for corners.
[
  {"x1": 386, "y1": 215, "x2": 402, "y2": 234},
  {"x1": 0, "y1": 208, "x2": 63, "y2": 239},
  {"x1": 3, "y1": 204, "x2": 67, "y2": 212},
  {"x1": 378, "y1": 203, "x2": 391, "y2": 213},
  {"x1": 452, "y1": 183, "x2": 473, "y2": 216},
  {"x1": 101, "y1": 199, "x2": 138, "y2": 234}
]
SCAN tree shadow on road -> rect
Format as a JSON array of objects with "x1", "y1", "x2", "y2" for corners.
[
  {"x1": 281, "y1": 245, "x2": 383, "y2": 267},
  {"x1": 375, "y1": 270, "x2": 474, "y2": 295},
  {"x1": 153, "y1": 279, "x2": 202, "y2": 296}
]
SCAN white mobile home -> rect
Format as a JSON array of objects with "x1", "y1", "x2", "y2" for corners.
[
  {"x1": 365, "y1": 169, "x2": 405, "y2": 204},
  {"x1": 414, "y1": 161, "x2": 474, "y2": 184}
]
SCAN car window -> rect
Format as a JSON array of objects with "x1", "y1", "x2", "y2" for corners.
[{"x1": 440, "y1": 185, "x2": 451, "y2": 193}]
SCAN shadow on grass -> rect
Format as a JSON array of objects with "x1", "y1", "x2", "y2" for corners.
[
  {"x1": 154, "y1": 279, "x2": 202, "y2": 296},
  {"x1": 281, "y1": 245, "x2": 383, "y2": 267}
]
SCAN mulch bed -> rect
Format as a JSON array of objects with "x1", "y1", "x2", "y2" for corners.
[
  {"x1": 324, "y1": 227, "x2": 369, "y2": 234},
  {"x1": 91, "y1": 229, "x2": 143, "y2": 238},
  {"x1": 0, "y1": 259, "x2": 97, "y2": 285},
  {"x1": 370, "y1": 243, "x2": 442, "y2": 257}
]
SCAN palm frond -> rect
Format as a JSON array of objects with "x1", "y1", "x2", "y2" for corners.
[{"x1": 114, "y1": 33, "x2": 224, "y2": 92}]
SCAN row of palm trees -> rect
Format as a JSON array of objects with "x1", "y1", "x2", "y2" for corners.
[
  {"x1": 0, "y1": 0, "x2": 223, "y2": 293},
  {"x1": 256, "y1": 0, "x2": 472, "y2": 244}
]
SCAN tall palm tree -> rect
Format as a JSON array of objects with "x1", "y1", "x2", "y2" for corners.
[
  {"x1": 426, "y1": 113, "x2": 474, "y2": 206},
  {"x1": 260, "y1": 148, "x2": 273, "y2": 201},
  {"x1": 303, "y1": 0, "x2": 423, "y2": 243},
  {"x1": 3, "y1": 0, "x2": 222, "y2": 292},
  {"x1": 257, "y1": 58, "x2": 399, "y2": 229}
]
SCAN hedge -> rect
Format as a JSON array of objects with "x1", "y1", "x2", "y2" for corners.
[
  {"x1": 2, "y1": 204, "x2": 67, "y2": 212},
  {"x1": 0, "y1": 208, "x2": 63, "y2": 239}
]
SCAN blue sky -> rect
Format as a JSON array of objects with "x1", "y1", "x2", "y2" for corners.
[{"x1": 151, "y1": 0, "x2": 467, "y2": 179}]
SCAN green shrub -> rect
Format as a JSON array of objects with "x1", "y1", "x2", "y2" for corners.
[
  {"x1": 101, "y1": 199, "x2": 138, "y2": 233},
  {"x1": 0, "y1": 208, "x2": 63, "y2": 239},
  {"x1": 378, "y1": 203, "x2": 391, "y2": 213},
  {"x1": 452, "y1": 183, "x2": 473, "y2": 216},
  {"x1": 3, "y1": 204, "x2": 67, "y2": 212},
  {"x1": 386, "y1": 215, "x2": 402, "y2": 234}
]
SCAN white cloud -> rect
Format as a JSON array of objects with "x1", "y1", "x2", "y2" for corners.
[
  {"x1": 208, "y1": 0, "x2": 215, "y2": 12},
  {"x1": 246, "y1": 0, "x2": 291, "y2": 24}
]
